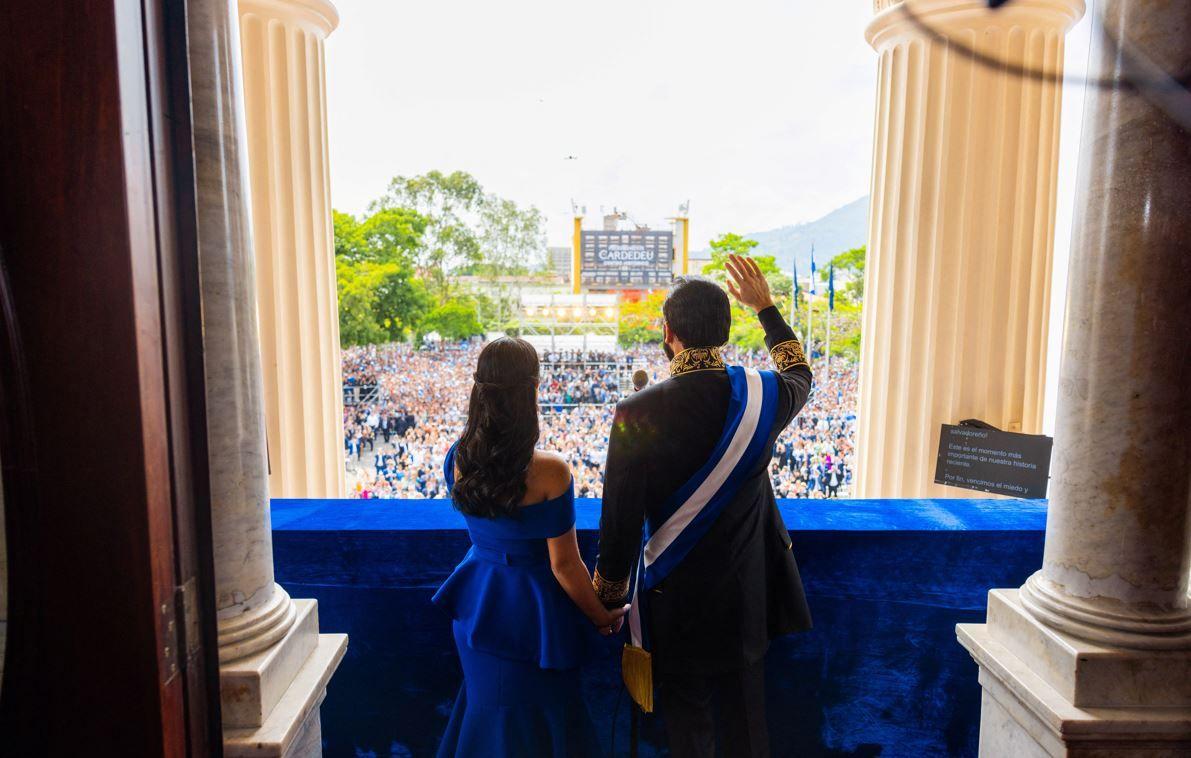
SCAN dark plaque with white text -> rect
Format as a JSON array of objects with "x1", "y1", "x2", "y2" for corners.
[{"x1": 934, "y1": 424, "x2": 1052, "y2": 498}]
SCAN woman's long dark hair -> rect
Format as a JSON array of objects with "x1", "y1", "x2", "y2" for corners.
[{"x1": 452, "y1": 337, "x2": 541, "y2": 518}]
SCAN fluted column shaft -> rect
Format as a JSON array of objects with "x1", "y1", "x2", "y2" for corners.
[
  {"x1": 857, "y1": 0, "x2": 1083, "y2": 498},
  {"x1": 238, "y1": 0, "x2": 345, "y2": 498},
  {"x1": 187, "y1": 0, "x2": 295, "y2": 663},
  {"x1": 1020, "y1": 0, "x2": 1191, "y2": 649}
]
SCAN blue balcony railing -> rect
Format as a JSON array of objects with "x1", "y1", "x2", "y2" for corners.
[{"x1": 272, "y1": 497, "x2": 1046, "y2": 757}]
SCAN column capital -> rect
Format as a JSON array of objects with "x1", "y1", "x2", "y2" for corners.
[
  {"x1": 867, "y1": 0, "x2": 1084, "y2": 49},
  {"x1": 238, "y1": 0, "x2": 347, "y2": 498},
  {"x1": 854, "y1": 0, "x2": 1083, "y2": 498},
  {"x1": 239, "y1": 0, "x2": 339, "y2": 36}
]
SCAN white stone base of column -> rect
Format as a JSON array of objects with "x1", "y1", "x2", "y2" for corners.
[
  {"x1": 958, "y1": 589, "x2": 1191, "y2": 756},
  {"x1": 218, "y1": 583, "x2": 297, "y2": 663},
  {"x1": 222, "y1": 598, "x2": 347, "y2": 757}
]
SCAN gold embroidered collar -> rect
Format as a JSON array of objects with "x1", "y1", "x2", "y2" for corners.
[{"x1": 669, "y1": 346, "x2": 726, "y2": 377}]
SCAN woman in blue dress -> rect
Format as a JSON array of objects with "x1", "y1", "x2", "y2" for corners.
[{"x1": 433, "y1": 337, "x2": 627, "y2": 758}]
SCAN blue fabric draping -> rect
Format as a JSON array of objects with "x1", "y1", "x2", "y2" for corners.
[{"x1": 272, "y1": 498, "x2": 1046, "y2": 757}]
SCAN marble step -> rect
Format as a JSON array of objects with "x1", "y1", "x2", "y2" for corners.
[
  {"x1": 224, "y1": 631, "x2": 348, "y2": 758},
  {"x1": 221, "y1": 598, "x2": 320, "y2": 727},
  {"x1": 958, "y1": 622, "x2": 1191, "y2": 755},
  {"x1": 985, "y1": 588, "x2": 1191, "y2": 708}
]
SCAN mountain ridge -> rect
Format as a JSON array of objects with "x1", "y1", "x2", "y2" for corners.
[{"x1": 696, "y1": 195, "x2": 869, "y2": 272}]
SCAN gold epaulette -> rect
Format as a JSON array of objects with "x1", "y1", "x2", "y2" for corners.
[{"x1": 770, "y1": 339, "x2": 809, "y2": 371}]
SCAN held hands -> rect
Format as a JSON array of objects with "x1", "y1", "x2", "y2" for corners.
[
  {"x1": 597, "y1": 604, "x2": 630, "y2": 636},
  {"x1": 725, "y1": 254, "x2": 775, "y2": 314}
]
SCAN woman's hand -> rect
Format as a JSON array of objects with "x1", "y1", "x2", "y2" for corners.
[
  {"x1": 548, "y1": 528, "x2": 631, "y2": 636},
  {"x1": 597, "y1": 604, "x2": 630, "y2": 636},
  {"x1": 725, "y1": 254, "x2": 775, "y2": 313}
]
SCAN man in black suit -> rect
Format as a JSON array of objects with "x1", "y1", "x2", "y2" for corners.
[{"x1": 594, "y1": 256, "x2": 814, "y2": 757}]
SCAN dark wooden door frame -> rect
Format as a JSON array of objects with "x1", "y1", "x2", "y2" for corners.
[{"x1": 0, "y1": 1, "x2": 222, "y2": 755}]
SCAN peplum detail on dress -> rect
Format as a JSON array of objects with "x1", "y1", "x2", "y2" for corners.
[
  {"x1": 433, "y1": 443, "x2": 600, "y2": 670},
  {"x1": 432, "y1": 539, "x2": 598, "y2": 670}
]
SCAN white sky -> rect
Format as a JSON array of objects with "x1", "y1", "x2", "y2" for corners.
[
  {"x1": 324, "y1": 0, "x2": 1094, "y2": 435},
  {"x1": 325, "y1": 0, "x2": 876, "y2": 251}
]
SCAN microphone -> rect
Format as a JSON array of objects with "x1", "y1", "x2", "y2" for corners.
[{"x1": 632, "y1": 369, "x2": 650, "y2": 392}]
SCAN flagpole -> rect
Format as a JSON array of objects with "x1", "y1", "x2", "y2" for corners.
[
  {"x1": 807, "y1": 295, "x2": 813, "y2": 361},
  {"x1": 791, "y1": 258, "x2": 799, "y2": 335},
  {"x1": 826, "y1": 309, "x2": 832, "y2": 368},
  {"x1": 807, "y1": 243, "x2": 815, "y2": 359},
  {"x1": 826, "y1": 263, "x2": 834, "y2": 368},
  {"x1": 790, "y1": 273, "x2": 797, "y2": 329}
]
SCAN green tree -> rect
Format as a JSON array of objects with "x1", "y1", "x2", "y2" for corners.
[
  {"x1": 618, "y1": 291, "x2": 666, "y2": 346},
  {"x1": 335, "y1": 171, "x2": 562, "y2": 347},
  {"x1": 333, "y1": 207, "x2": 426, "y2": 266},
  {"x1": 700, "y1": 233, "x2": 793, "y2": 350},
  {"x1": 828, "y1": 301, "x2": 863, "y2": 360},
  {"x1": 478, "y1": 197, "x2": 548, "y2": 276},
  {"x1": 360, "y1": 208, "x2": 427, "y2": 265},
  {"x1": 701, "y1": 233, "x2": 759, "y2": 271},
  {"x1": 335, "y1": 259, "x2": 431, "y2": 347},
  {"x1": 421, "y1": 299, "x2": 484, "y2": 341},
  {"x1": 701, "y1": 234, "x2": 791, "y2": 298},
  {"x1": 372, "y1": 170, "x2": 486, "y2": 298},
  {"x1": 372, "y1": 265, "x2": 432, "y2": 339},
  {"x1": 820, "y1": 244, "x2": 866, "y2": 303},
  {"x1": 471, "y1": 290, "x2": 525, "y2": 333},
  {"x1": 333, "y1": 210, "x2": 366, "y2": 260},
  {"x1": 337, "y1": 260, "x2": 386, "y2": 346},
  {"x1": 334, "y1": 206, "x2": 430, "y2": 346}
]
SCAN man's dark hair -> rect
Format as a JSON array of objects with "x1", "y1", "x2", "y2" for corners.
[{"x1": 662, "y1": 276, "x2": 731, "y2": 348}]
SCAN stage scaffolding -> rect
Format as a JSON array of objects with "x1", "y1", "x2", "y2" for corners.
[{"x1": 518, "y1": 292, "x2": 619, "y2": 352}]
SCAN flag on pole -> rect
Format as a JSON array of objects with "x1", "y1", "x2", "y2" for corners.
[
  {"x1": 828, "y1": 264, "x2": 835, "y2": 311},
  {"x1": 790, "y1": 258, "x2": 800, "y2": 326},
  {"x1": 809, "y1": 244, "x2": 817, "y2": 295}
]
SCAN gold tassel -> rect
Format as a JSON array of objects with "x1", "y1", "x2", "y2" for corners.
[{"x1": 622, "y1": 644, "x2": 654, "y2": 713}]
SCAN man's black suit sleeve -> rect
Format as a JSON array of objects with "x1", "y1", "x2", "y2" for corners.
[
  {"x1": 593, "y1": 402, "x2": 645, "y2": 607},
  {"x1": 757, "y1": 305, "x2": 813, "y2": 427}
]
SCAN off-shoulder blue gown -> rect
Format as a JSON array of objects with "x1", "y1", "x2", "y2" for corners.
[{"x1": 432, "y1": 445, "x2": 601, "y2": 758}]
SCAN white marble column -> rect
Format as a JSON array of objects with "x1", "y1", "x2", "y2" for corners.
[
  {"x1": 187, "y1": 2, "x2": 346, "y2": 755},
  {"x1": 189, "y1": 0, "x2": 295, "y2": 667},
  {"x1": 856, "y1": 0, "x2": 1083, "y2": 497},
  {"x1": 238, "y1": 0, "x2": 346, "y2": 499},
  {"x1": 959, "y1": 1, "x2": 1191, "y2": 753}
]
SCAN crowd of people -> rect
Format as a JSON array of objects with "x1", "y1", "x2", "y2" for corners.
[
  {"x1": 342, "y1": 340, "x2": 857, "y2": 500},
  {"x1": 537, "y1": 350, "x2": 629, "y2": 407}
]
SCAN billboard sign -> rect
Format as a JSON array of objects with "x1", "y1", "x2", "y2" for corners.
[{"x1": 580, "y1": 230, "x2": 674, "y2": 289}]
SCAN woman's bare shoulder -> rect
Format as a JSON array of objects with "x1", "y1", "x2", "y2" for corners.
[{"x1": 529, "y1": 450, "x2": 573, "y2": 500}]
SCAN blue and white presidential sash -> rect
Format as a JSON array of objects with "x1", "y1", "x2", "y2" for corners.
[{"x1": 625, "y1": 365, "x2": 780, "y2": 661}]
